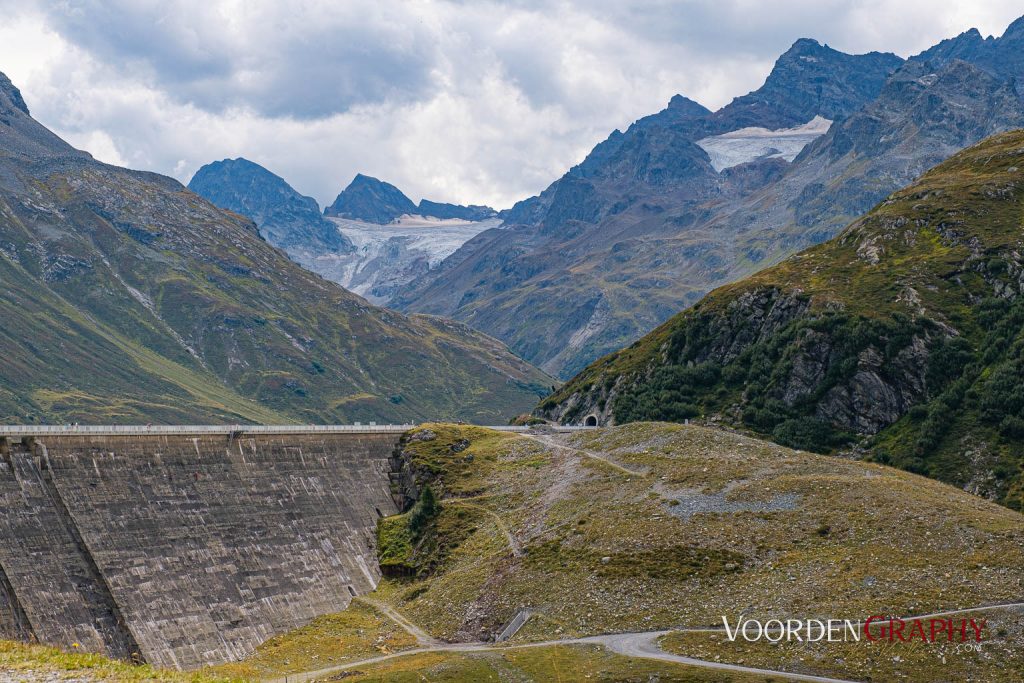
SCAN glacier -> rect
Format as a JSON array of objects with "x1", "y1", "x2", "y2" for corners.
[
  {"x1": 298, "y1": 215, "x2": 500, "y2": 304},
  {"x1": 696, "y1": 116, "x2": 832, "y2": 172}
]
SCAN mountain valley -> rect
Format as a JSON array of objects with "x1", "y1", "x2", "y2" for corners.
[{"x1": 190, "y1": 164, "x2": 502, "y2": 305}]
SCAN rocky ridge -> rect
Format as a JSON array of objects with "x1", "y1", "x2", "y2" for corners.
[
  {"x1": 188, "y1": 157, "x2": 352, "y2": 255},
  {"x1": 393, "y1": 16, "x2": 1024, "y2": 380}
]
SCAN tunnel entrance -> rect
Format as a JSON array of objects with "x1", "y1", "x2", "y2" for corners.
[{"x1": 584, "y1": 415, "x2": 598, "y2": 427}]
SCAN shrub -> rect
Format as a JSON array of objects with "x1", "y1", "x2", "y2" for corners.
[
  {"x1": 772, "y1": 418, "x2": 841, "y2": 453},
  {"x1": 408, "y1": 486, "x2": 440, "y2": 536}
]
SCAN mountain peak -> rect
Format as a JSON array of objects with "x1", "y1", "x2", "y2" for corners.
[
  {"x1": 1003, "y1": 14, "x2": 1024, "y2": 40},
  {"x1": 785, "y1": 37, "x2": 824, "y2": 53},
  {"x1": 712, "y1": 40, "x2": 903, "y2": 131},
  {"x1": 0, "y1": 71, "x2": 29, "y2": 115},
  {"x1": 667, "y1": 94, "x2": 711, "y2": 118},
  {"x1": 325, "y1": 174, "x2": 417, "y2": 223},
  {"x1": 188, "y1": 157, "x2": 350, "y2": 252}
]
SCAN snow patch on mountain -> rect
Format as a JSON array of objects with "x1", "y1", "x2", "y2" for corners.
[
  {"x1": 697, "y1": 116, "x2": 832, "y2": 172},
  {"x1": 301, "y1": 215, "x2": 500, "y2": 304}
]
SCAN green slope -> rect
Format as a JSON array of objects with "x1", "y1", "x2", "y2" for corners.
[
  {"x1": 0, "y1": 75, "x2": 551, "y2": 425},
  {"x1": 541, "y1": 130, "x2": 1024, "y2": 508}
]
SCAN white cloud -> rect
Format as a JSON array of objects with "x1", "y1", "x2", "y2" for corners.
[{"x1": 0, "y1": 1, "x2": 1021, "y2": 209}]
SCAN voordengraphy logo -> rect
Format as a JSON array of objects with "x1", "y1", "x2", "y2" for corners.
[{"x1": 721, "y1": 616, "x2": 987, "y2": 643}]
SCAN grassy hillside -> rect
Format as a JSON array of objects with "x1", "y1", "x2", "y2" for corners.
[
  {"x1": 0, "y1": 75, "x2": 551, "y2": 425},
  {"x1": 541, "y1": 130, "x2": 1024, "y2": 508},
  {"x1": 353, "y1": 424, "x2": 1020, "y2": 682}
]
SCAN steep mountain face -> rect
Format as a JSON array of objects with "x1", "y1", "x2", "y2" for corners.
[
  {"x1": 540, "y1": 131, "x2": 1024, "y2": 510},
  {"x1": 187, "y1": 157, "x2": 351, "y2": 253},
  {"x1": 393, "y1": 39, "x2": 905, "y2": 378},
  {"x1": 0, "y1": 73, "x2": 552, "y2": 425},
  {"x1": 324, "y1": 174, "x2": 418, "y2": 223},
  {"x1": 394, "y1": 18, "x2": 1024, "y2": 380}
]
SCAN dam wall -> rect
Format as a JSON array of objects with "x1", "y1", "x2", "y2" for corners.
[{"x1": 0, "y1": 428, "x2": 405, "y2": 669}]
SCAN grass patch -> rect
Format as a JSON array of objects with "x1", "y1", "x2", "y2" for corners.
[
  {"x1": 0, "y1": 640, "x2": 239, "y2": 682},
  {"x1": 205, "y1": 601, "x2": 418, "y2": 679}
]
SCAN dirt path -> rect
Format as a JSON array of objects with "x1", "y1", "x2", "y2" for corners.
[
  {"x1": 446, "y1": 500, "x2": 523, "y2": 557},
  {"x1": 520, "y1": 432, "x2": 647, "y2": 477},
  {"x1": 353, "y1": 596, "x2": 440, "y2": 646},
  {"x1": 265, "y1": 601, "x2": 1024, "y2": 683}
]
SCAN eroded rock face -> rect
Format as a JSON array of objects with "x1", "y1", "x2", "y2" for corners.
[
  {"x1": 815, "y1": 339, "x2": 931, "y2": 434},
  {"x1": 543, "y1": 284, "x2": 936, "y2": 438},
  {"x1": 0, "y1": 72, "x2": 29, "y2": 115}
]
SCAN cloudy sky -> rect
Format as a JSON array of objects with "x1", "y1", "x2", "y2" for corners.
[{"x1": 0, "y1": 1, "x2": 1021, "y2": 209}]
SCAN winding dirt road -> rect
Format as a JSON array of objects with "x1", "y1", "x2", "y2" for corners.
[{"x1": 266, "y1": 601, "x2": 1024, "y2": 683}]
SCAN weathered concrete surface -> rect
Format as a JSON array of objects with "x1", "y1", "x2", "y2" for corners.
[{"x1": 0, "y1": 431, "x2": 402, "y2": 669}]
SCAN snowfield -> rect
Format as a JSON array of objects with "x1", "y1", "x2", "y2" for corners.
[
  {"x1": 299, "y1": 215, "x2": 501, "y2": 304},
  {"x1": 696, "y1": 116, "x2": 832, "y2": 172}
]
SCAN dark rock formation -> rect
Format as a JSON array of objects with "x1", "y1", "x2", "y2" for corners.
[
  {"x1": 324, "y1": 173, "x2": 418, "y2": 223},
  {"x1": 188, "y1": 157, "x2": 352, "y2": 253},
  {"x1": 0, "y1": 72, "x2": 29, "y2": 115},
  {"x1": 324, "y1": 173, "x2": 498, "y2": 224}
]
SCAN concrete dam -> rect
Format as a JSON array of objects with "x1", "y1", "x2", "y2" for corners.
[{"x1": 0, "y1": 425, "x2": 412, "y2": 670}]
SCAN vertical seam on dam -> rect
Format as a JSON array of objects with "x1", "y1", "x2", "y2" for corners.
[
  {"x1": 33, "y1": 441, "x2": 143, "y2": 660},
  {"x1": 0, "y1": 551, "x2": 34, "y2": 642}
]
